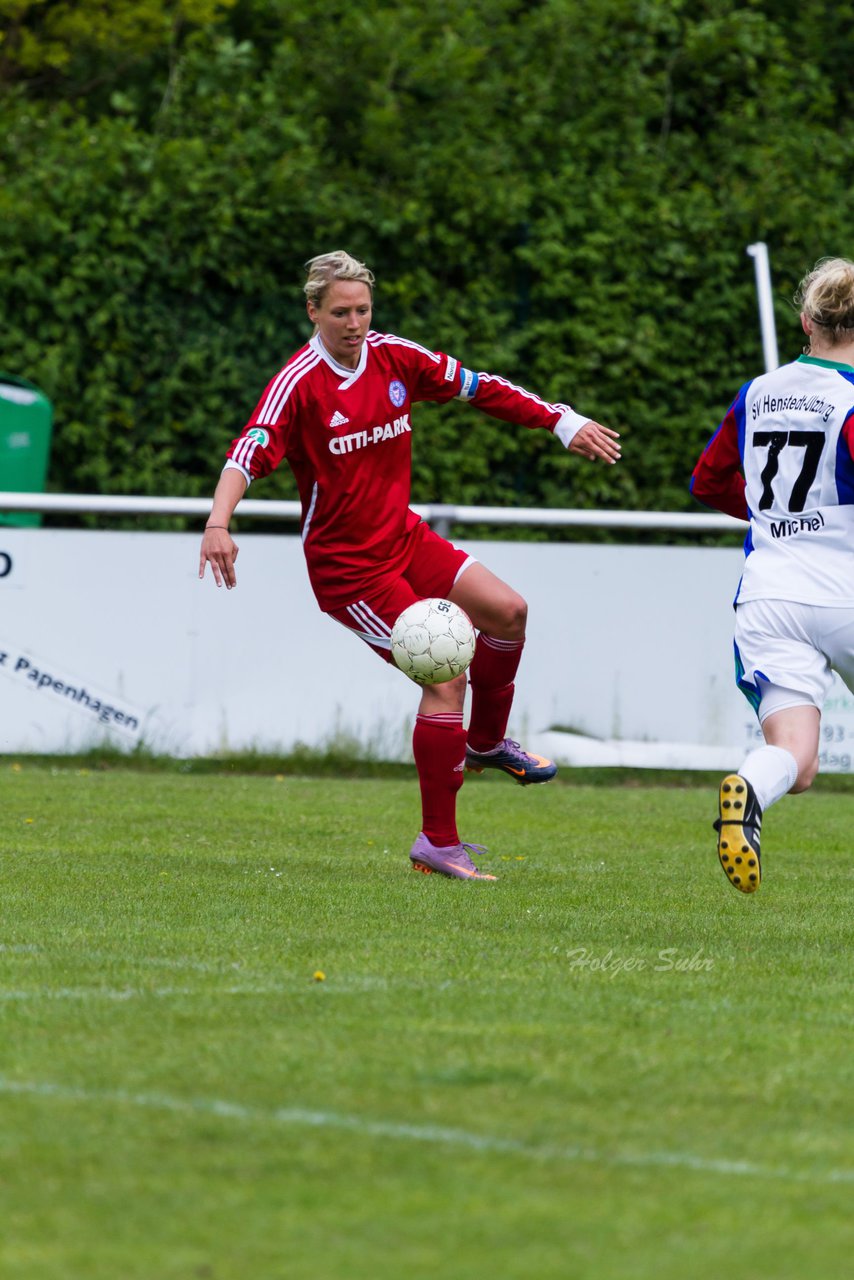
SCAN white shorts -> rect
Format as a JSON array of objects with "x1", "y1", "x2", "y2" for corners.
[{"x1": 733, "y1": 599, "x2": 854, "y2": 721}]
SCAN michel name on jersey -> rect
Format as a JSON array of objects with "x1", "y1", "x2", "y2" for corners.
[
  {"x1": 769, "y1": 510, "x2": 826, "y2": 539},
  {"x1": 328, "y1": 413, "x2": 411, "y2": 455}
]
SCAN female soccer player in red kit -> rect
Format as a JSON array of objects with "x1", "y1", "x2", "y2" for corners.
[{"x1": 200, "y1": 251, "x2": 620, "y2": 880}]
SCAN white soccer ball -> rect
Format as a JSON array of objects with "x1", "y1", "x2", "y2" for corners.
[{"x1": 390, "y1": 598, "x2": 476, "y2": 685}]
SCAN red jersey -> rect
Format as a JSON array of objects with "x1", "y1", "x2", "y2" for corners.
[{"x1": 225, "y1": 331, "x2": 585, "y2": 611}]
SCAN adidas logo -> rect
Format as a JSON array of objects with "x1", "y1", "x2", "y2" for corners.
[{"x1": 328, "y1": 410, "x2": 350, "y2": 429}]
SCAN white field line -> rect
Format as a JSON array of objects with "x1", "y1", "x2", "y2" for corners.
[
  {"x1": 0, "y1": 1077, "x2": 851, "y2": 1187},
  {"x1": 1, "y1": 946, "x2": 253, "y2": 973},
  {"x1": 0, "y1": 978, "x2": 388, "y2": 1000},
  {"x1": 0, "y1": 988, "x2": 291, "y2": 1000},
  {"x1": 0, "y1": 948, "x2": 390, "y2": 987}
]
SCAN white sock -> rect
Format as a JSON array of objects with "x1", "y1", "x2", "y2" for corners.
[{"x1": 738, "y1": 745, "x2": 798, "y2": 811}]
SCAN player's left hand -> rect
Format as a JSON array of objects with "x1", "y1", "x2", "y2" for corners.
[{"x1": 568, "y1": 420, "x2": 621, "y2": 464}]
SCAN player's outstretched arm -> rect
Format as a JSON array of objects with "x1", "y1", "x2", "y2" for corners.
[
  {"x1": 567, "y1": 420, "x2": 621, "y2": 464},
  {"x1": 454, "y1": 363, "x2": 620, "y2": 464},
  {"x1": 199, "y1": 467, "x2": 247, "y2": 589}
]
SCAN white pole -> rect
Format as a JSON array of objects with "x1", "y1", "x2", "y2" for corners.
[{"x1": 746, "y1": 241, "x2": 779, "y2": 372}]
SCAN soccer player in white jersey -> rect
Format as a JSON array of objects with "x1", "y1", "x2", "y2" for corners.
[
  {"x1": 199, "y1": 250, "x2": 620, "y2": 881},
  {"x1": 691, "y1": 256, "x2": 854, "y2": 893}
]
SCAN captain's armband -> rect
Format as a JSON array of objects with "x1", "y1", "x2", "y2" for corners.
[{"x1": 456, "y1": 368, "x2": 480, "y2": 401}]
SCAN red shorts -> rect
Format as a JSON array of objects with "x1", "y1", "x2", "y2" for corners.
[{"x1": 325, "y1": 521, "x2": 475, "y2": 663}]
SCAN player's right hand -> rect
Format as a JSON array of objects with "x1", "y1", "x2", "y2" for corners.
[{"x1": 199, "y1": 528, "x2": 239, "y2": 589}]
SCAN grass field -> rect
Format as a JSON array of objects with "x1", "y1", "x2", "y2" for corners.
[{"x1": 1, "y1": 758, "x2": 852, "y2": 1279}]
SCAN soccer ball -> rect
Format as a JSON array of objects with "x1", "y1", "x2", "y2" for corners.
[{"x1": 390, "y1": 598, "x2": 476, "y2": 685}]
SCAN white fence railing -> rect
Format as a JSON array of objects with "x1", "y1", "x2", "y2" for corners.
[{"x1": 0, "y1": 491, "x2": 746, "y2": 534}]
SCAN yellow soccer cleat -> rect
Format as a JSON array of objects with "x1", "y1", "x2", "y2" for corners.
[{"x1": 713, "y1": 773, "x2": 763, "y2": 893}]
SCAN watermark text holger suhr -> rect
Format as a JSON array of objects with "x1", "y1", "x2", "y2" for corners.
[{"x1": 555, "y1": 946, "x2": 715, "y2": 978}]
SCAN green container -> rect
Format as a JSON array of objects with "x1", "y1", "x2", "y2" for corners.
[{"x1": 0, "y1": 373, "x2": 53, "y2": 528}]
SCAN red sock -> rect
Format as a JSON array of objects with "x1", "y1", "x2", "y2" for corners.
[
  {"x1": 467, "y1": 634, "x2": 525, "y2": 753},
  {"x1": 412, "y1": 712, "x2": 466, "y2": 847}
]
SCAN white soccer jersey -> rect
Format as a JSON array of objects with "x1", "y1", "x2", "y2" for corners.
[{"x1": 692, "y1": 355, "x2": 854, "y2": 606}]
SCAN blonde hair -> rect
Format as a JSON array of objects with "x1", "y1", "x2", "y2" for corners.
[
  {"x1": 795, "y1": 256, "x2": 854, "y2": 345},
  {"x1": 303, "y1": 251, "x2": 375, "y2": 308}
]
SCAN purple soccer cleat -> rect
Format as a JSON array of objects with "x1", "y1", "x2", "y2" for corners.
[
  {"x1": 409, "y1": 832, "x2": 497, "y2": 881},
  {"x1": 465, "y1": 738, "x2": 558, "y2": 785}
]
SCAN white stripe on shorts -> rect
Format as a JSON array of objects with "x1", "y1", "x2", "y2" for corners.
[{"x1": 346, "y1": 601, "x2": 392, "y2": 641}]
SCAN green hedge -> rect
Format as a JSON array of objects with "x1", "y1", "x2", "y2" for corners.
[{"x1": 1, "y1": 0, "x2": 852, "y2": 520}]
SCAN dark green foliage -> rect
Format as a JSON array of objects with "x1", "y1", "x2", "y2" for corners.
[{"x1": 1, "y1": 0, "x2": 851, "y2": 520}]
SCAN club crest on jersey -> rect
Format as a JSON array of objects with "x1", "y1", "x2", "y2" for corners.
[
  {"x1": 328, "y1": 410, "x2": 350, "y2": 429},
  {"x1": 388, "y1": 379, "x2": 407, "y2": 408},
  {"x1": 246, "y1": 427, "x2": 269, "y2": 447}
]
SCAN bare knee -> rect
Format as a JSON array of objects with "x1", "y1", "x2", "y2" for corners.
[
  {"x1": 448, "y1": 564, "x2": 528, "y2": 639},
  {"x1": 492, "y1": 593, "x2": 527, "y2": 641}
]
